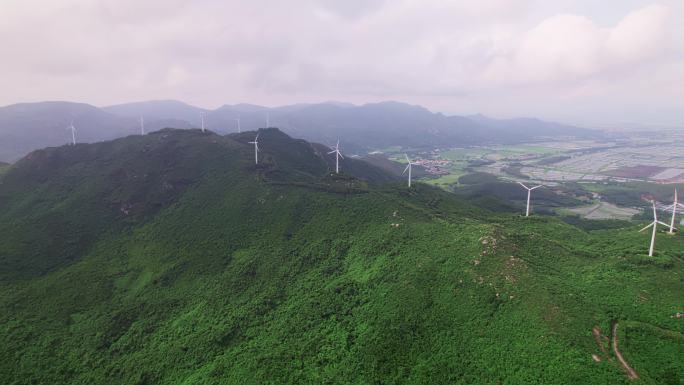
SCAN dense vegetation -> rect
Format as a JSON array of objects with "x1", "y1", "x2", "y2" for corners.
[
  {"x1": 0, "y1": 161, "x2": 9, "y2": 176},
  {"x1": 0, "y1": 129, "x2": 682, "y2": 384},
  {"x1": 589, "y1": 182, "x2": 684, "y2": 209},
  {"x1": 453, "y1": 172, "x2": 586, "y2": 215}
]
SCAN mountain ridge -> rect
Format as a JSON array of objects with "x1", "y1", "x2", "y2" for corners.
[
  {"x1": 0, "y1": 100, "x2": 601, "y2": 162},
  {"x1": 0, "y1": 128, "x2": 681, "y2": 384}
]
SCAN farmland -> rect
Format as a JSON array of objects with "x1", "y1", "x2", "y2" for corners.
[{"x1": 375, "y1": 129, "x2": 684, "y2": 220}]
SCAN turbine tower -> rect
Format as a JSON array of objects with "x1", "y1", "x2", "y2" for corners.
[
  {"x1": 640, "y1": 201, "x2": 673, "y2": 256},
  {"x1": 328, "y1": 139, "x2": 344, "y2": 174},
  {"x1": 200, "y1": 112, "x2": 206, "y2": 132},
  {"x1": 66, "y1": 120, "x2": 77, "y2": 145},
  {"x1": 140, "y1": 116, "x2": 145, "y2": 135},
  {"x1": 235, "y1": 117, "x2": 241, "y2": 133},
  {"x1": 403, "y1": 154, "x2": 415, "y2": 187},
  {"x1": 669, "y1": 189, "x2": 683, "y2": 234},
  {"x1": 248, "y1": 133, "x2": 259, "y2": 164},
  {"x1": 518, "y1": 182, "x2": 542, "y2": 217}
]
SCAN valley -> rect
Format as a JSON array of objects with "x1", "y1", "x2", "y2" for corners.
[{"x1": 378, "y1": 129, "x2": 684, "y2": 221}]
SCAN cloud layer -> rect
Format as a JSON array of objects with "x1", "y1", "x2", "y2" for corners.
[{"x1": 0, "y1": 0, "x2": 682, "y2": 126}]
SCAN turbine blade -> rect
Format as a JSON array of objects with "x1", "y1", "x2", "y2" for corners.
[
  {"x1": 639, "y1": 222, "x2": 655, "y2": 232},
  {"x1": 338, "y1": 151, "x2": 344, "y2": 159},
  {"x1": 328, "y1": 150, "x2": 336, "y2": 154},
  {"x1": 657, "y1": 220, "x2": 671, "y2": 227},
  {"x1": 517, "y1": 182, "x2": 529, "y2": 190},
  {"x1": 531, "y1": 185, "x2": 543, "y2": 190},
  {"x1": 402, "y1": 164, "x2": 410, "y2": 175},
  {"x1": 405, "y1": 154, "x2": 410, "y2": 163}
]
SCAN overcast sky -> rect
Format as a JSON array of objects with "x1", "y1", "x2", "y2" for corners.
[{"x1": 1, "y1": 0, "x2": 682, "y2": 127}]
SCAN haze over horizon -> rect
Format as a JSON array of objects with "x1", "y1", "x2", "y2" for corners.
[{"x1": 1, "y1": 0, "x2": 683, "y2": 127}]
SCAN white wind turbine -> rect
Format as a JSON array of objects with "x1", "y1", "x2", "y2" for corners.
[
  {"x1": 640, "y1": 201, "x2": 673, "y2": 256},
  {"x1": 328, "y1": 139, "x2": 344, "y2": 174},
  {"x1": 248, "y1": 133, "x2": 259, "y2": 164},
  {"x1": 66, "y1": 120, "x2": 77, "y2": 145},
  {"x1": 200, "y1": 112, "x2": 206, "y2": 132},
  {"x1": 518, "y1": 182, "x2": 542, "y2": 217},
  {"x1": 403, "y1": 154, "x2": 415, "y2": 187},
  {"x1": 235, "y1": 117, "x2": 241, "y2": 133},
  {"x1": 668, "y1": 189, "x2": 683, "y2": 234},
  {"x1": 140, "y1": 116, "x2": 145, "y2": 135}
]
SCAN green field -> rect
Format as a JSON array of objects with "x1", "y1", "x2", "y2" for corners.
[
  {"x1": 490, "y1": 144, "x2": 562, "y2": 155},
  {"x1": 417, "y1": 144, "x2": 561, "y2": 189},
  {"x1": 438, "y1": 148, "x2": 493, "y2": 160},
  {"x1": 424, "y1": 161, "x2": 469, "y2": 187}
]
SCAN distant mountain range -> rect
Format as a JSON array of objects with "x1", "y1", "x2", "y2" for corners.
[{"x1": 0, "y1": 100, "x2": 602, "y2": 162}]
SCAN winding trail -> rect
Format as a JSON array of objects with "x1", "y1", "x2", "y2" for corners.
[
  {"x1": 611, "y1": 321, "x2": 639, "y2": 380},
  {"x1": 592, "y1": 326, "x2": 611, "y2": 361}
]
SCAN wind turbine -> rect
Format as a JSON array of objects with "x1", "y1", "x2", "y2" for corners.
[
  {"x1": 328, "y1": 139, "x2": 344, "y2": 174},
  {"x1": 139, "y1": 116, "x2": 145, "y2": 135},
  {"x1": 403, "y1": 154, "x2": 415, "y2": 187},
  {"x1": 200, "y1": 112, "x2": 205, "y2": 132},
  {"x1": 266, "y1": 112, "x2": 270, "y2": 128},
  {"x1": 66, "y1": 120, "x2": 77, "y2": 145},
  {"x1": 248, "y1": 133, "x2": 259, "y2": 164},
  {"x1": 668, "y1": 189, "x2": 683, "y2": 234},
  {"x1": 518, "y1": 182, "x2": 542, "y2": 217},
  {"x1": 640, "y1": 201, "x2": 673, "y2": 256},
  {"x1": 235, "y1": 117, "x2": 241, "y2": 133}
]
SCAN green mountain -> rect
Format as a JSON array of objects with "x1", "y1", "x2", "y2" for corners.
[
  {"x1": 0, "y1": 161, "x2": 9, "y2": 175},
  {"x1": 0, "y1": 129, "x2": 681, "y2": 385}
]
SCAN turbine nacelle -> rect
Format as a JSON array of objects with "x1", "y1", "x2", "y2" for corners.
[
  {"x1": 248, "y1": 133, "x2": 259, "y2": 164},
  {"x1": 517, "y1": 181, "x2": 543, "y2": 217},
  {"x1": 66, "y1": 120, "x2": 77, "y2": 145},
  {"x1": 328, "y1": 139, "x2": 343, "y2": 174},
  {"x1": 517, "y1": 182, "x2": 542, "y2": 191},
  {"x1": 402, "y1": 154, "x2": 414, "y2": 187},
  {"x1": 640, "y1": 201, "x2": 674, "y2": 256}
]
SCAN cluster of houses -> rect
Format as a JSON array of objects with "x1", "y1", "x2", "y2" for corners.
[{"x1": 412, "y1": 158, "x2": 451, "y2": 175}]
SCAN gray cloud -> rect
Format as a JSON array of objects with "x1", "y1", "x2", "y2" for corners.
[{"x1": 0, "y1": 0, "x2": 682, "y2": 126}]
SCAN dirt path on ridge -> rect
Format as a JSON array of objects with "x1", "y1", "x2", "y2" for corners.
[{"x1": 611, "y1": 321, "x2": 639, "y2": 380}]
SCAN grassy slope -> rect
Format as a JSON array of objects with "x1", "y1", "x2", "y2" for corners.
[{"x1": 0, "y1": 130, "x2": 682, "y2": 385}]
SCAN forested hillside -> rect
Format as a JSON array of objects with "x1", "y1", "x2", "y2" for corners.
[{"x1": 0, "y1": 129, "x2": 681, "y2": 384}]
